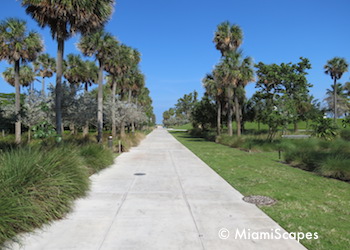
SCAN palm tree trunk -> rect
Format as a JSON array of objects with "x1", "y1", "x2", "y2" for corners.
[
  {"x1": 55, "y1": 38, "x2": 64, "y2": 137},
  {"x1": 333, "y1": 78, "x2": 337, "y2": 123},
  {"x1": 97, "y1": 60, "x2": 104, "y2": 143},
  {"x1": 217, "y1": 100, "x2": 221, "y2": 136},
  {"x1": 83, "y1": 86, "x2": 89, "y2": 136},
  {"x1": 128, "y1": 89, "x2": 132, "y2": 103},
  {"x1": 14, "y1": 60, "x2": 21, "y2": 144},
  {"x1": 120, "y1": 120, "x2": 125, "y2": 137},
  {"x1": 234, "y1": 92, "x2": 241, "y2": 137},
  {"x1": 28, "y1": 127, "x2": 31, "y2": 143},
  {"x1": 294, "y1": 122, "x2": 298, "y2": 132},
  {"x1": 41, "y1": 77, "x2": 45, "y2": 96},
  {"x1": 227, "y1": 88, "x2": 233, "y2": 136},
  {"x1": 112, "y1": 81, "x2": 117, "y2": 138}
]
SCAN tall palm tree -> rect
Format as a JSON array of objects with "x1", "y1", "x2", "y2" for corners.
[
  {"x1": 33, "y1": 53, "x2": 55, "y2": 95},
  {"x1": 78, "y1": 30, "x2": 118, "y2": 143},
  {"x1": 0, "y1": 18, "x2": 43, "y2": 144},
  {"x1": 324, "y1": 57, "x2": 349, "y2": 122},
  {"x1": 105, "y1": 44, "x2": 134, "y2": 138},
  {"x1": 22, "y1": 0, "x2": 115, "y2": 138},
  {"x1": 213, "y1": 22, "x2": 244, "y2": 136},
  {"x1": 214, "y1": 51, "x2": 241, "y2": 136},
  {"x1": 324, "y1": 83, "x2": 349, "y2": 117}
]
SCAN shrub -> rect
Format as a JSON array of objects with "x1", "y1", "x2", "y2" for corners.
[
  {"x1": 340, "y1": 129, "x2": 350, "y2": 141},
  {"x1": 311, "y1": 118, "x2": 338, "y2": 140}
]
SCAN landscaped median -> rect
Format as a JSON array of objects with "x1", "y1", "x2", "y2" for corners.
[{"x1": 170, "y1": 131, "x2": 350, "y2": 250}]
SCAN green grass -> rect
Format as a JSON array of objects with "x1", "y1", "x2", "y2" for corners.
[
  {"x1": 171, "y1": 123, "x2": 193, "y2": 130},
  {"x1": 171, "y1": 131, "x2": 350, "y2": 250}
]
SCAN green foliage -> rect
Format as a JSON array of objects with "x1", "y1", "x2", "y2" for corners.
[
  {"x1": 254, "y1": 58, "x2": 314, "y2": 139},
  {"x1": 191, "y1": 96, "x2": 217, "y2": 130},
  {"x1": 317, "y1": 156, "x2": 350, "y2": 181},
  {"x1": 163, "y1": 91, "x2": 198, "y2": 127},
  {"x1": 342, "y1": 116, "x2": 350, "y2": 128},
  {"x1": 340, "y1": 129, "x2": 350, "y2": 141},
  {"x1": 284, "y1": 138, "x2": 350, "y2": 180},
  {"x1": 32, "y1": 121, "x2": 55, "y2": 139},
  {"x1": 311, "y1": 118, "x2": 338, "y2": 140}
]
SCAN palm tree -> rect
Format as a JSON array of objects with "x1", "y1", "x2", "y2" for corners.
[
  {"x1": 33, "y1": 53, "x2": 55, "y2": 95},
  {"x1": 0, "y1": 18, "x2": 43, "y2": 144},
  {"x1": 203, "y1": 72, "x2": 224, "y2": 136},
  {"x1": 213, "y1": 21, "x2": 243, "y2": 56},
  {"x1": 82, "y1": 60, "x2": 99, "y2": 92},
  {"x1": 2, "y1": 65, "x2": 36, "y2": 88},
  {"x1": 22, "y1": 0, "x2": 115, "y2": 138},
  {"x1": 324, "y1": 57, "x2": 349, "y2": 122},
  {"x1": 236, "y1": 56, "x2": 254, "y2": 136},
  {"x1": 105, "y1": 44, "x2": 134, "y2": 138},
  {"x1": 78, "y1": 30, "x2": 118, "y2": 143},
  {"x1": 64, "y1": 54, "x2": 85, "y2": 87},
  {"x1": 214, "y1": 51, "x2": 241, "y2": 136},
  {"x1": 324, "y1": 83, "x2": 349, "y2": 117},
  {"x1": 213, "y1": 22, "x2": 244, "y2": 136}
]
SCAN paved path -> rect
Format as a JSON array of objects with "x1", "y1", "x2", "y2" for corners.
[{"x1": 10, "y1": 128, "x2": 306, "y2": 250}]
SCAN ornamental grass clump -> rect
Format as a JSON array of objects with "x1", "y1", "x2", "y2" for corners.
[
  {"x1": 0, "y1": 146, "x2": 89, "y2": 246},
  {"x1": 79, "y1": 144, "x2": 114, "y2": 174}
]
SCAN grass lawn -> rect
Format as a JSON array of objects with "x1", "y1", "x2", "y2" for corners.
[{"x1": 171, "y1": 131, "x2": 350, "y2": 250}]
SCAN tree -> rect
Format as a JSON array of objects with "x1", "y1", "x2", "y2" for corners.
[
  {"x1": 22, "y1": 0, "x2": 115, "y2": 138},
  {"x1": 235, "y1": 56, "x2": 254, "y2": 136},
  {"x1": 191, "y1": 96, "x2": 217, "y2": 130},
  {"x1": 78, "y1": 30, "x2": 118, "y2": 143},
  {"x1": 214, "y1": 51, "x2": 241, "y2": 136},
  {"x1": 213, "y1": 22, "x2": 248, "y2": 136},
  {"x1": 324, "y1": 57, "x2": 349, "y2": 122},
  {"x1": 324, "y1": 83, "x2": 349, "y2": 117},
  {"x1": 254, "y1": 58, "x2": 313, "y2": 139},
  {"x1": 33, "y1": 53, "x2": 55, "y2": 95},
  {"x1": 22, "y1": 90, "x2": 53, "y2": 142},
  {"x1": 0, "y1": 18, "x2": 43, "y2": 143},
  {"x1": 203, "y1": 73, "x2": 225, "y2": 135},
  {"x1": 82, "y1": 60, "x2": 98, "y2": 92},
  {"x1": 2, "y1": 65, "x2": 36, "y2": 88}
]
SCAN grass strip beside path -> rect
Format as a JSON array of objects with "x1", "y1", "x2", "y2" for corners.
[{"x1": 171, "y1": 131, "x2": 350, "y2": 250}]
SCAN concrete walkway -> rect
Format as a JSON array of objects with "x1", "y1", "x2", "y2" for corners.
[{"x1": 10, "y1": 128, "x2": 306, "y2": 250}]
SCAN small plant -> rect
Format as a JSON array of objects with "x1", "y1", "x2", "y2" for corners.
[
  {"x1": 342, "y1": 116, "x2": 350, "y2": 128},
  {"x1": 32, "y1": 121, "x2": 55, "y2": 139},
  {"x1": 311, "y1": 118, "x2": 338, "y2": 140}
]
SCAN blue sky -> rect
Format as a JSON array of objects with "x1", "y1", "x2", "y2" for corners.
[{"x1": 1, "y1": 0, "x2": 350, "y2": 123}]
